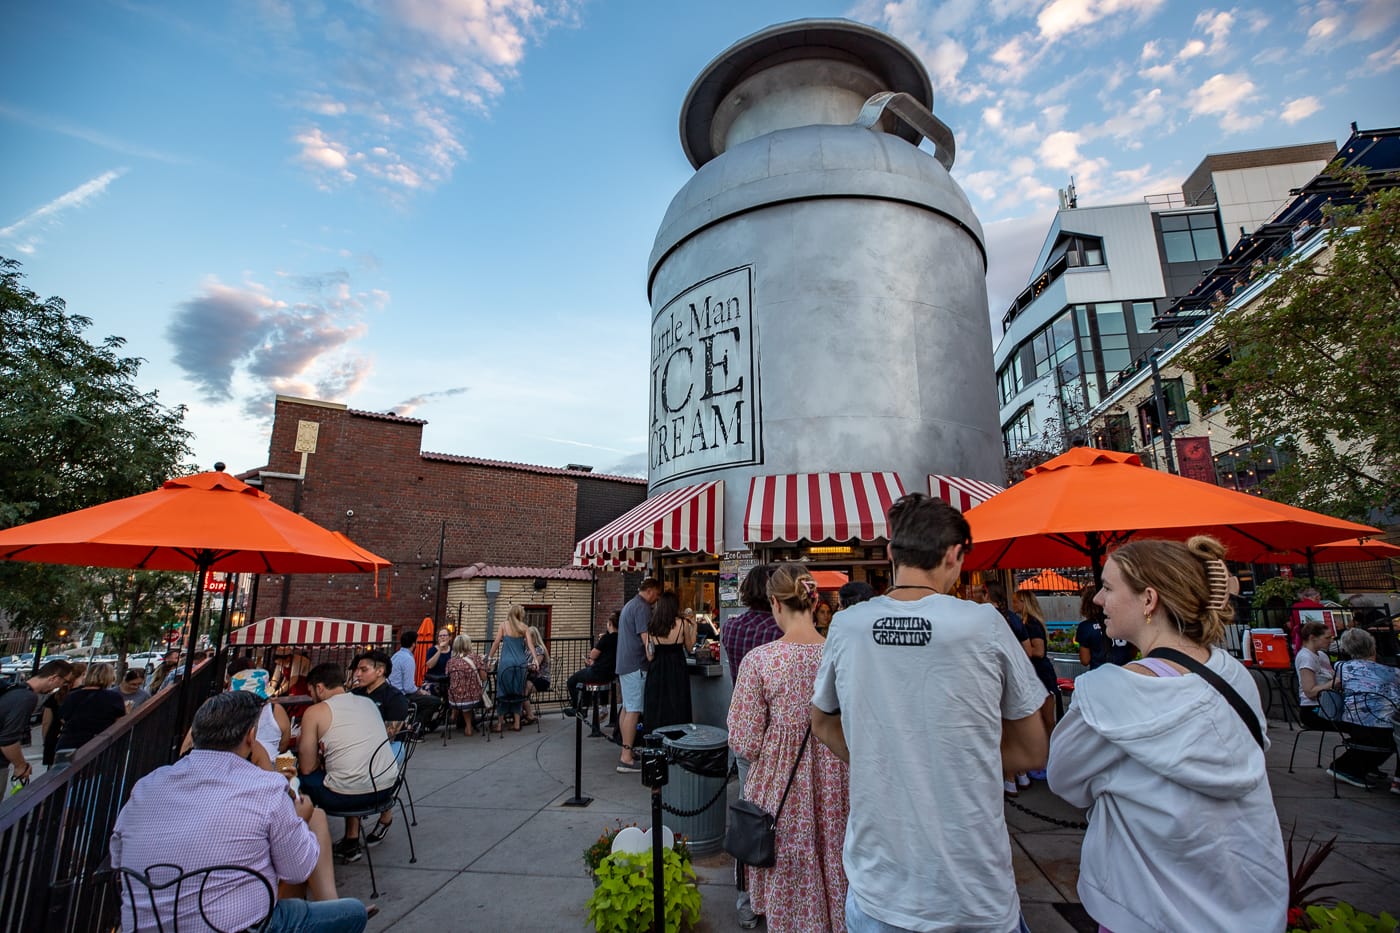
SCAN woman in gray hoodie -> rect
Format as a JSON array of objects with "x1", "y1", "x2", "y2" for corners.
[{"x1": 1048, "y1": 536, "x2": 1286, "y2": 933}]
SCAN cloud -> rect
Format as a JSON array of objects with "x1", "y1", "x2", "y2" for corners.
[
  {"x1": 1039, "y1": 130, "x2": 1086, "y2": 170},
  {"x1": 1140, "y1": 39, "x2": 1161, "y2": 61},
  {"x1": 1178, "y1": 38, "x2": 1207, "y2": 60},
  {"x1": 1363, "y1": 39, "x2": 1400, "y2": 73},
  {"x1": 167, "y1": 271, "x2": 378, "y2": 415},
  {"x1": 1140, "y1": 62, "x2": 1177, "y2": 82},
  {"x1": 1036, "y1": 0, "x2": 1167, "y2": 43},
  {"x1": 0, "y1": 169, "x2": 126, "y2": 254},
  {"x1": 394, "y1": 386, "x2": 470, "y2": 416},
  {"x1": 1280, "y1": 96, "x2": 1323, "y2": 124},
  {"x1": 1186, "y1": 71, "x2": 1262, "y2": 129},
  {"x1": 168, "y1": 283, "x2": 281, "y2": 400},
  {"x1": 0, "y1": 102, "x2": 189, "y2": 165},
  {"x1": 268, "y1": 1, "x2": 580, "y2": 193},
  {"x1": 602, "y1": 451, "x2": 648, "y2": 478}
]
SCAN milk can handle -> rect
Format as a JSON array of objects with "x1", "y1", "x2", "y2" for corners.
[{"x1": 854, "y1": 91, "x2": 956, "y2": 171}]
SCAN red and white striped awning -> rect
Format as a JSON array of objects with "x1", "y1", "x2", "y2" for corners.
[
  {"x1": 744, "y1": 472, "x2": 906, "y2": 544},
  {"x1": 573, "y1": 481, "x2": 723, "y2": 570},
  {"x1": 929, "y1": 475, "x2": 1005, "y2": 512},
  {"x1": 227, "y1": 616, "x2": 392, "y2": 646}
]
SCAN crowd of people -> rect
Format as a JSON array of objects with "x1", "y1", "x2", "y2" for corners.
[{"x1": 2, "y1": 490, "x2": 1393, "y2": 933}]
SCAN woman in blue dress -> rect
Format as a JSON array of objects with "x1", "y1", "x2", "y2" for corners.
[{"x1": 489, "y1": 605, "x2": 538, "y2": 732}]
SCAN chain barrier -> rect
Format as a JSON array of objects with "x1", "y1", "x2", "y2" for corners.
[
  {"x1": 659, "y1": 764, "x2": 734, "y2": 818},
  {"x1": 1004, "y1": 795, "x2": 1089, "y2": 830}
]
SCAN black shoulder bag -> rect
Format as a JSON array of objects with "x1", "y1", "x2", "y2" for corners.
[
  {"x1": 723, "y1": 726, "x2": 811, "y2": 868},
  {"x1": 1147, "y1": 648, "x2": 1265, "y2": 750}
]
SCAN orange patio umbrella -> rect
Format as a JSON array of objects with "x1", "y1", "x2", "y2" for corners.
[
  {"x1": 810, "y1": 570, "x2": 849, "y2": 591},
  {"x1": 1017, "y1": 569, "x2": 1084, "y2": 592},
  {"x1": 1259, "y1": 536, "x2": 1400, "y2": 585},
  {"x1": 412, "y1": 616, "x2": 434, "y2": 687},
  {"x1": 0, "y1": 469, "x2": 390, "y2": 744},
  {"x1": 1262, "y1": 537, "x2": 1400, "y2": 565},
  {"x1": 962, "y1": 448, "x2": 1379, "y2": 584}
]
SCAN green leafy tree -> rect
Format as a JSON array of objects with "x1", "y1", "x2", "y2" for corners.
[
  {"x1": 0, "y1": 256, "x2": 193, "y2": 639},
  {"x1": 84, "y1": 569, "x2": 191, "y2": 671},
  {"x1": 1184, "y1": 170, "x2": 1400, "y2": 522}
]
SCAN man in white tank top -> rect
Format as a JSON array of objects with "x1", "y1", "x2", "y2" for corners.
[{"x1": 298, "y1": 662, "x2": 400, "y2": 864}]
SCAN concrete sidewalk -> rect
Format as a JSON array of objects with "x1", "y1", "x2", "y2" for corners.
[{"x1": 336, "y1": 712, "x2": 1398, "y2": 932}]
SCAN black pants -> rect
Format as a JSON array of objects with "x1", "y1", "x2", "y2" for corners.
[
  {"x1": 567, "y1": 667, "x2": 609, "y2": 710},
  {"x1": 1332, "y1": 721, "x2": 1397, "y2": 778},
  {"x1": 408, "y1": 692, "x2": 443, "y2": 728}
]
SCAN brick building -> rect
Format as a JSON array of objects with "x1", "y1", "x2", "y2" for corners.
[{"x1": 241, "y1": 396, "x2": 647, "y2": 636}]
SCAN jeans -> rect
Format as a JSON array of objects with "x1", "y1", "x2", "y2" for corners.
[
  {"x1": 266, "y1": 897, "x2": 367, "y2": 933},
  {"x1": 845, "y1": 889, "x2": 1031, "y2": 933},
  {"x1": 298, "y1": 770, "x2": 393, "y2": 813}
]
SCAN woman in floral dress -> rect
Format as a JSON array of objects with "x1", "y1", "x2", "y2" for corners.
[{"x1": 727, "y1": 563, "x2": 849, "y2": 932}]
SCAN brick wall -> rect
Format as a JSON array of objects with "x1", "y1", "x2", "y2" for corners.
[
  {"x1": 443, "y1": 577, "x2": 593, "y2": 643},
  {"x1": 249, "y1": 397, "x2": 645, "y2": 636}
]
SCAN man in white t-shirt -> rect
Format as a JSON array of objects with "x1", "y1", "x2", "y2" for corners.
[{"x1": 811, "y1": 493, "x2": 1048, "y2": 933}]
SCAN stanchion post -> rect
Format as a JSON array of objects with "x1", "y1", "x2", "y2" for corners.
[{"x1": 562, "y1": 710, "x2": 592, "y2": 807}]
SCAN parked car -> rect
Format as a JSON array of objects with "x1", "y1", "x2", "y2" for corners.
[{"x1": 127, "y1": 651, "x2": 163, "y2": 673}]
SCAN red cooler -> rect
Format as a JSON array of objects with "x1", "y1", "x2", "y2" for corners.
[{"x1": 1251, "y1": 631, "x2": 1291, "y2": 669}]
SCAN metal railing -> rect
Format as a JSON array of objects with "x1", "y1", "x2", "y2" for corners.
[{"x1": 0, "y1": 661, "x2": 216, "y2": 932}]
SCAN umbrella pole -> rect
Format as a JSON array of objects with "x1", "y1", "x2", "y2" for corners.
[
  {"x1": 1088, "y1": 532, "x2": 1104, "y2": 589},
  {"x1": 172, "y1": 559, "x2": 210, "y2": 758},
  {"x1": 1306, "y1": 548, "x2": 1317, "y2": 586}
]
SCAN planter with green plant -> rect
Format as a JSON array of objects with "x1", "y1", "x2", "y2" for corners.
[
  {"x1": 586, "y1": 848, "x2": 701, "y2": 933},
  {"x1": 583, "y1": 821, "x2": 691, "y2": 883}
]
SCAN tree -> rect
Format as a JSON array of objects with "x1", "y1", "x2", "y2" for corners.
[
  {"x1": 1183, "y1": 170, "x2": 1400, "y2": 523},
  {"x1": 0, "y1": 256, "x2": 193, "y2": 638},
  {"x1": 83, "y1": 569, "x2": 191, "y2": 672}
]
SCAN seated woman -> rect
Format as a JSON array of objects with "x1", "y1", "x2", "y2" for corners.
[
  {"x1": 423, "y1": 627, "x2": 454, "y2": 697},
  {"x1": 1331, "y1": 627, "x2": 1400, "y2": 792},
  {"x1": 444, "y1": 633, "x2": 489, "y2": 735},
  {"x1": 522, "y1": 625, "x2": 551, "y2": 725},
  {"x1": 1294, "y1": 620, "x2": 1336, "y2": 730}
]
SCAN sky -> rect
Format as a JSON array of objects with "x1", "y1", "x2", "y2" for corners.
[{"x1": 3, "y1": 0, "x2": 1397, "y2": 480}]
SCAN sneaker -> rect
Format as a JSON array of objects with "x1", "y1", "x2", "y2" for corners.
[
  {"x1": 1027, "y1": 769, "x2": 1048, "y2": 781},
  {"x1": 333, "y1": 837, "x2": 363, "y2": 863},
  {"x1": 365, "y1": 820, "x2": 391, "y2": 846},
  {"x1": 1015, "y1": 772, "x2": 1031, "y2": 788},
  {"x1": 1326, "y1": 768, "x2": 1367, "y2": 788},
  {"x1": 616, "y1": 760, "x2": 642, "y2": 774},
  {"x1": 563, "y1": 706, "x2": 578, "y2": 719},
  {"x1": 1004, "y1": 780, "x2": 1019, "y2": 797},
  {"x1": 737, "y1": 903, "x2": 760, "y2": 929},
  {"x1": 1390, "y1": 780, "x2": 1400, "y2": 796}
]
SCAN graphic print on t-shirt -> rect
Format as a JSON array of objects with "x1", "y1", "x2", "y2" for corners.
[{"x1": 871, "y1": 616, "x2": 932, "y2": 647}]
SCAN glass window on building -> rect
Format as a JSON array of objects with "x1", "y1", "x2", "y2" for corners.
[
  {"x1": 1095, "y1": 412, "x2": 1134, "y2": 452},
  {"x1": 1132, "y1": 301, "x2": 1157, "y2": 335},
  {"x1": 1136, "y1": 377, "x2": 1189, "y2": 444},
  {"x1": 1161, "y1": 213, "x2": 1224, "y2": 263},
  {"x1": 1216, "y1": 443, "x2": 1291, "y2": 494},
  {"x1": 1002, "y1": 404, "x2": 1036, "y2": 455},
  {"x1": 1095, "y1": 303, "x2": 1126, "y2": 335}
]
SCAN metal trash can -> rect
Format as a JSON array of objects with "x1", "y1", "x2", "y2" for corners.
[{"x1": 657, "y1": 723, "x2": 730, "y2": 855}]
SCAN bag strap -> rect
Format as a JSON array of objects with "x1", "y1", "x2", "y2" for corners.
[
  {"x1": 771, "y1": 726, "x2": 812, "y2": 824},
  {"x1": 1147, "y1": 648, "x2": 1264, "y2": 750}
]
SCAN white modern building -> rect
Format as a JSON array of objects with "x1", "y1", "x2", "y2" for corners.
[{"x1": 994, "y1": 141, "x2": 1335, "y2": 457}]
